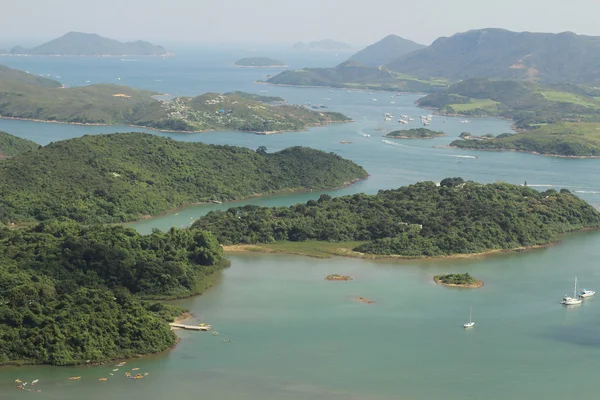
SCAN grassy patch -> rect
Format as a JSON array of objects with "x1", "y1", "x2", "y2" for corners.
[
  {"x1": 447, "y1": 98, "x2": 500, "y2": 112},
  {"x1": 541, "y1": 91, "x2": 600, "y2": 108},
  {"x1": 452, "y1": 122, "x2": 600, "y2": 156},
  {"x1": 228, "y1": 240, "x2": 368, "y2": 258}
]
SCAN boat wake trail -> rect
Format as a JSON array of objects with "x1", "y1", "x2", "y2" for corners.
[
  {"x1": 575, "y1": 190, "x2": 600, "y2": 194},
  {"x1": 442, "y1": 154, "x2": 478, "y2": 159}
]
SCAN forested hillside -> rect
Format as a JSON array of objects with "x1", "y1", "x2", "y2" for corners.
[
  {"x1": 0, "y1": 221, "x2": 225, "y2": 365},
  {"x1": 0, "y1": 132, "x2": 367, "y2": 223}
]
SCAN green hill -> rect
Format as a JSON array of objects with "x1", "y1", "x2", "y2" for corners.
[
  {"x1": 0, "y1": 132, "x2": 367, "y2": 224},
  {"x1": 266, "y1": 61, "x2": 447, "y2": 92},
  {"x1": 235, "y1": 57, "x2": 285, "y2": 67},
  {"x1": 348, "y1": 35, "x2": 425, "y2": 67},
  {"x1": 193, "y1": 180, "x2": 600, "y2": 257},
  {"x1": 417, "y1": 78, "x2": 600, "y2": 128},
  {"x1": 0, "y1": 64, "x2": 61, "y2": 87},
  {"x1": 0, "y1": 65, "x2": 349, "y2": 132},
  {"x1": 0, "y1": 131, "x2": 38, "y2": 157},
  {"x1": 387, "y1": 28, "x2": 600, "y2": 84},
  {"x1": 0, "y1": 220, "x2": 226, "y2": 365},
  {"x1": 451, "y1": 122, "x2": 600, "y2": 157},
  {"x1": 11, "y1": 32, "x2": 169, "y2": 56}
]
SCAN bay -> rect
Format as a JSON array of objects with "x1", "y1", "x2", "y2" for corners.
[{"x1": 1, "y1": 47, "x2": 600, "y2": 400}]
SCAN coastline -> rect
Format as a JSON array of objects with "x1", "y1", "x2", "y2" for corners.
[
  {"x1": 125, "y1": 176, "x2": 368, "y2": 225},
  {"x1": 447, "y1": 144, "x2": 600, "y2": 159},
  {"x1": 0, "y1": 115, "x2": 351, "y2": 136},
  {"x1": 222, "y1": 241, "x2": 560, "y2": 260},
  {"x1": 255, "y1": 80, "x2": 429, "y2": 95},
  {"x1": 0, "y1": 310, "x2": 194, "y2": 368}
]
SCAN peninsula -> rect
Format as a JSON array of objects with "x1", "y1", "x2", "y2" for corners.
[
  {"x1": 9, "y1": 31, "x2": 170, "y2": 56},
  {"x1": 235, "y1": 57, "x2": 286, "y2": 67},
  {"x1": 0, "y1": 132, "x2": 368, "y2": 224},
  {"x1": 451, "y1": 123, "x2": 600, "y2": 157},
  {"x1": 434, "y1": 273, "x2": 483, "y2": 288},
  {"x1": 266, "y1": 61, "x2": 447, "y2": 93},
  {"x1": 0, "y1": 220, "x2": 226, "y2": 365},
  {"x1": 193, "y1": 179, "x2": 600, "y2": 258},
  {"x1": 0, "y1": 64, "x2": 350, "y2": 133},
  {"x1": 385, "y1": 128, "x2": 445, "y2": 139}
]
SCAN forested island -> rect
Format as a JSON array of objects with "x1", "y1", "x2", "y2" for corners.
[
  {"x1": 451, "y1": 123, "x2": 600, "y2": 157},
  {"x1": 193, "y1": 179, "x2": 600, "y2": 258},
  {"x1": 0, "y1": 64, "x2": 350, "y2": 133},
  {"x1": 0, "y1": 221, "x2": 226, "y2": 365},
  {"x1": 235, "y1": 57, "x2": 285, "y2": 67},
  {"x1": 9, "y1": 32, "x2": 170, "y2": 56},
  {"x1": 0, "y1": 132, "x2": 367, "y2": 224},
  {"x1": 0, "y1": 131, "x2": 38, "y2": 158},
  {"x1": 417, "y1": 78, "x2": 600, "y2": 129},
  {"x1": 385, "y1": 128, "x2": 445, "y2": 139},
  {"x1": 434, "y1": 273, "x2": 483, "y2": 288}
]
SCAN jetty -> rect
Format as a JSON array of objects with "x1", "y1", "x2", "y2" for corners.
[{"x1": 169, "y1": 323, "x2": 212, "y2": 331}]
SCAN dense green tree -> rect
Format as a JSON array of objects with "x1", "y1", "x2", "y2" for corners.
[
  {"x1": 0, "y1": 221, "x2": 226, "y2": 365},
  {"x1": 0, "y1": 132, "x2": 367, "y2": 224}
]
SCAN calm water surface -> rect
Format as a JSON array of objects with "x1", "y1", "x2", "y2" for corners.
[{"x1": 1, "y1": 48, "x2": 600, "y2": 400}]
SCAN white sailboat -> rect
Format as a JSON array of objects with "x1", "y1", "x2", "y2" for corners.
[
  {"x1": 463, "y1": 306, "x2": 475, "y2": 328},
  {"x1": 561, "y1": 277, "x2": 583, "y2": 305}
]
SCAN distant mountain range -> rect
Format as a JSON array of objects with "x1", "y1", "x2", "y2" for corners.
[
  {"x1": 270, "y1": 29, "x2": 600, "y2": 90},
  {"x1": 388, "y1": 28, "x2": 600, "y2": 84},
  {"x1": 10, "y1": 32, "x2": 170, "y2": 56},
  {"x1": 347, "y1": 35, "x2": 425, "y2": 67},
  {"x1": 293, "y1": 40, "x2": 353, "y2": 52}
]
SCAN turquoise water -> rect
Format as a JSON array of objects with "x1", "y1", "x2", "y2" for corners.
[{"x1": 2, "y1": 49, "x2": 600, "y2": 399}]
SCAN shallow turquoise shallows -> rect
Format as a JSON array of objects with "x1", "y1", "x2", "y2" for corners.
[{"x1": 2, "y1": 47, "x2": 600, "y2": 400}]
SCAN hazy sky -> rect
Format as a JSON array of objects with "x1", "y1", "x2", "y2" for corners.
[{"x1": 0, "y1": 0, "x2": 595, "y2": 47}]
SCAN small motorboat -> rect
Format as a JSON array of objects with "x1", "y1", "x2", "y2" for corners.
[
  {"x1": 463, "y1": 306, "x2": 475, "y2": 328},
  {"x1": 580, "y1": 288, "x2": 595, "y2": 298}
]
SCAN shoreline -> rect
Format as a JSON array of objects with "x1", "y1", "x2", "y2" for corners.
[
  {"x1": 255, "y1": 80, "x2": 429, "y2": 95},
  {"x1": 0, "y1": 310, "x2": 194, "y2": 368},
  {"x1": 433, "y1": 277, "x2": 484, "y2": 289},
  {"x1": 0, "y1": 115, "x2": 350, "y2": 136},
  {"x1": 222, "y1": 241, "x2": 560, "y2": 261},
  {"x1": 126, "y1": 176, "x2": 368, "y2": 225},
  {"x1": 447, "y1": 144, "x2": 600, "y2": 159}
]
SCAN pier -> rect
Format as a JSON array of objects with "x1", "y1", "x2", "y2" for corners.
[{"x1": 169, "y1": 323, "x2": 212, "y2": 331}]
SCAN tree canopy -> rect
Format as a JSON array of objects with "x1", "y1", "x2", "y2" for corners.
[
  {"x1": 0, "y1": 221, "x2": 226, "y2": 365},
  {"x1": 0, "y1": 132, "x2": 367, "y2": 224},
  {"x1": 193, "y1": 180, "x2": 600, "y2": 257}
]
